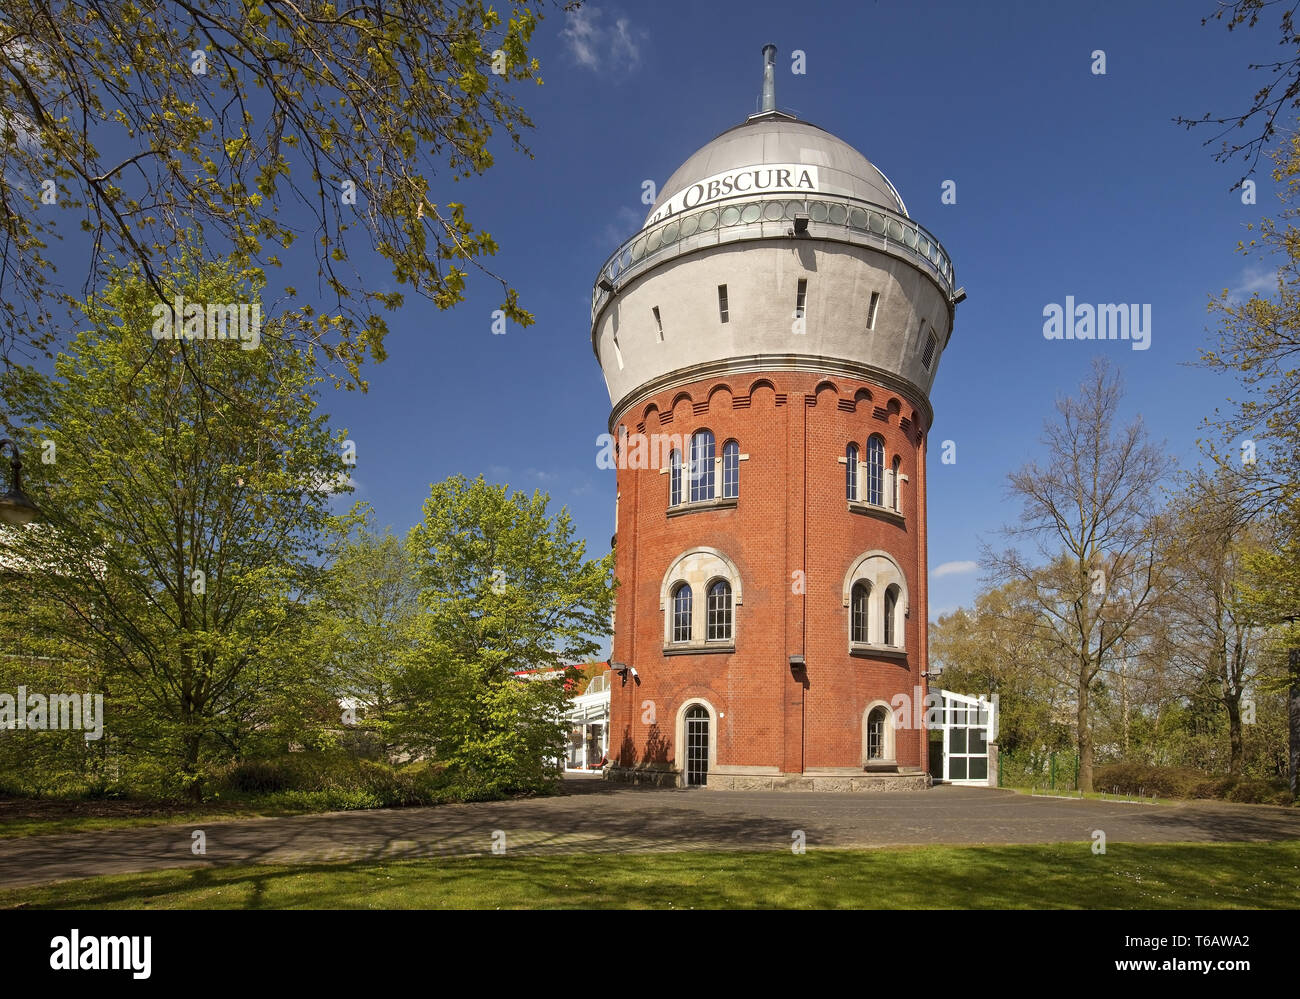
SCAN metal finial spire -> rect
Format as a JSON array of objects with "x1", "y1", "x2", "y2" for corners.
[{"x1": 761, "y1": 44, "x2": 777, "y2": 112}]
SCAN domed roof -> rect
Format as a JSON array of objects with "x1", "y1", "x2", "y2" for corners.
[{"x1": 645, "y1": 110, "x2": 909, "y2": 223}]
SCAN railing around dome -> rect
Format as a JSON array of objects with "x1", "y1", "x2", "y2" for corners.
[{"x1": 590, "y1": 194, "x2": 955, "y2": 323}]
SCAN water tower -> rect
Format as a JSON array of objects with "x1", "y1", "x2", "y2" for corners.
[{"x1": 593, "y1": 46, "x2": 961, "y2": 789}]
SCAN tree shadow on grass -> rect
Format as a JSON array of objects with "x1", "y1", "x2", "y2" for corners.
[{"x1": 17, "y1": 841, "x2": 1300, "y2": 910}]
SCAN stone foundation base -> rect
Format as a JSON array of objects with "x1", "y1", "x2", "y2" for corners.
[
  {"x1": 708, "y1": 772, "x2": 930, "y2": 792},
  {"x1": 604, "y1": 766, "x2": 682, "y2": 787},
  {"x1": 603, "y1": 766, "x2": 931, "y2": 792}
]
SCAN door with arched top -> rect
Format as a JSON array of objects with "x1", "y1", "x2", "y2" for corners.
[{"x1": 685, "y1": 705, "x2": 710, "y2": 786}]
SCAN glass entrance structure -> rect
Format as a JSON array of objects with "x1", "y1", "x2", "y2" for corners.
[{"x1": 933, "y1": 690, "x2": 997, "y2": 785}]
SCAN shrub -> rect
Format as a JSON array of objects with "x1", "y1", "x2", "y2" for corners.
[{"x1": 1094, "y1": 762, "x2": 1292, "y2": 804}]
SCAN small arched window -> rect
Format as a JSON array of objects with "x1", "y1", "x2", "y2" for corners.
[
  {"x1": 884, "y1": 585, "x2": 899, "y2": 646},
  {"x1": 892, "y1": 456, "x2": 902, "y2": 511},
  {"x1": 672, "y1": 583, "x2": 693, "y2": 642},
  {"x1": 851, "y1": 581, "x2": 870, "y2": 644},
  {"x1": 689, "y1": 430, "x2": 715, "y2": 502},
  {"x1": 669, "y1": 449, "x2": 682, "y2": 507},
  {"x1": 867, "y1": 706, "x2": 889, "y2": 760},
  {"x1": 706, "y1": 579, "x2": 732, "y2": 641},
  {"x1": 867, "y1": 436, "x2": 885, "y2": 505},
  {"x1": 846, "y1": 443, "x2": 859, "y2": 501},
  {"x1": 722, "y1": 440, "x2": 739, "y2": 499}
]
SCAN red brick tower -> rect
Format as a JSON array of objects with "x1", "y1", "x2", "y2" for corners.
[{"x1": 592, "y1": 48, "x2": 961, "y2": 789}]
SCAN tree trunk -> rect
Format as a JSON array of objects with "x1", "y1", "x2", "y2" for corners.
[
  {"x1": 1225, "y1": 697, "x2": 1243, "y2": 777},
  {"x1": 1077, "y1": 662, "x2": 1093, "y2": 793},
  {"x1": 182, "y1": 720, "x2": 204, "y2": 803}
]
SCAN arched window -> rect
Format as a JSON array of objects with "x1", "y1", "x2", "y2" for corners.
[
  {"x1": 851, "y1": 581, "x2": 870, "y2": 644},
  {"x1": 684, "y1": 704, "x2": 710, "y2": 786},
  {"x1": 706, "y1": 579, "x2": 732, "y2": 641},
  {"x1": 866, "y1": 706, "x2": 889, "y2": 760},
  {"x1": 846, "y1": 443, "x2": 859, "y2": 501},
  {"x1": 722, "y1": 440, "x2": 739, "y2": 499},
  {"x1": 843, "y1": 551, "x2": 909, "y2": 654},
  {"x1": 892, "y1": 455, "x2": 902, "y2": 511},
  {"x1": 661, "y1": 548, "x2": 743, "y2": 650},
  {"x1": 672, "y1": 583, "x2": 693, "y2": 642},
  {"x1": 689, "y1": 430, "x2": 715, "y2": 502},
  {"x1": 669, "y1": 449, "x2": 682, "y2": 507},
  {"x1": 884, "y1": 585, "x2": 899, "y2": 646},
  {"x1": 867, "y1": 436, "x2": 885, "y2": 505}
]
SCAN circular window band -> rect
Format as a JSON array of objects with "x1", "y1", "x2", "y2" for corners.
[{"x1": 600, "y1": 198, "x2": 953, "y2": 301}]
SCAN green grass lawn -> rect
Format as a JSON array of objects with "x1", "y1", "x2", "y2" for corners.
[{"x1": 4, "y1": 841, "x2": 1297, "y2": 909}]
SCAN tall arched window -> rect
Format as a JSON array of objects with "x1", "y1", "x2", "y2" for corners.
[
  {"x1": 884, "y1": 585, "x2": 899, "y2": 646},
  {"x1": 706, "y1": 579, "x2": 732, "y2": 641},
  {"x1": 846, "y1": 443, "x2": 859, "y2": 501},
  {"x1": 851, "y1": 581, "x2": 870, "y2": 644},
  {"x1": 722, "y1": 440, "x2": 739, "y2": 499},
  {"x1": 669, "y1": 449, "x2": 682, "y2": 507},
  {"x1": 867, "y1": 436, "x2": 885, "y2": 505},
  {"x1": 672, "y1": 583, "x2": 693, "y2": 642},
  {"x1": 866, "y1": 706, "x2": 888, "y2": 760},
  {"x1": 689, "y1": 430, "x2": 715, "y2": 502},
  {"x1": 892, "y1": 456, "x2": 902, "y2": 511}
]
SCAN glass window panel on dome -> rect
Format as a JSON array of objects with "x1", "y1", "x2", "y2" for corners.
[
  {"x1": 846, "y1": 443, "x2": 859, "y2": 500},
  {"x1": 689, "y1": 430, "x2": 715, "y2": 502},
  {"x1": 669, "y1": 449, "x2": 683, "y2": 507}
]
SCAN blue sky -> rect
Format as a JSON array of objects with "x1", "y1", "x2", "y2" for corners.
[{"x1": 171, "y1": 1, "x2": 1275, "y2": 639}]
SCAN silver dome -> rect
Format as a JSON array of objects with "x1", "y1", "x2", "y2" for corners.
[{"x1": 645, "y1": 110, "x2": 909, "y2": 224}]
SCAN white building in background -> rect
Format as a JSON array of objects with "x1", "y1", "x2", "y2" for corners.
[
  {"x1": 510, "y1": 663, "x2": 612, "y2": 772},
  {"x1": 565, "y1": 669, "x2": 611, "y2": 771}
]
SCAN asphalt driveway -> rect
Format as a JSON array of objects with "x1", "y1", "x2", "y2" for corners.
[{"x1": 2, "y1": 777, "x2": 1298, "y2": 890}]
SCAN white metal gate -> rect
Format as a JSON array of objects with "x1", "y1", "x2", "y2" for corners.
[{"x1": 934, "y1": 690, "x2": 997, "y2": 785}]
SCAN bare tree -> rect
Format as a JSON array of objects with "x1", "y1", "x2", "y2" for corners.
[
  {"x1": 1157, "y1": 470, "x2": 1265, "y2": 774},
  {"x1": 1176, "y1": 0, "x2": 1300, "y2": 187},
  {"x1": 983, "y1": 359, "x2": 1173, "y2": 791}
]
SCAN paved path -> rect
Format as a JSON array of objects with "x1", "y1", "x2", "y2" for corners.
[{"x1": 2, "y1": 778, "x2": 1298, "y2": 889}]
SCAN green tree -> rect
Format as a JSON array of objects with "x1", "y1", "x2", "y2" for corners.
[
  {"x1": 402, "y1": 475, "x2": 613, "y2": 793},
  {"x1": 0, "y1": 253, "x2": 356, "y2": 799},
  {"x1": 0, "y1": 1, "x2": 546, "y2": 377},
  {"x1": 311, "y1": 523, "x2": 421, "y2": 762},
  {"x1": 929, "y1": 579, "x2": 1075, "y2": 758}
]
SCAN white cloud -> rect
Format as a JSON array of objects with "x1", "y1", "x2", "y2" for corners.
[
  {"x1": 560, "y1": 6, "x2": 645, "y2": 74},
  {"x1": 1228, "y1": 264, "x2": 1278, "y2": 300},
  {"x1": 932, "y1": 560, "x2": 978, "y2": 578},
  {"x1": 600, "y1": 204, "x2": 642, "y2": 248}
]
